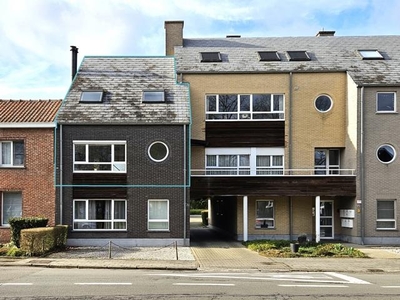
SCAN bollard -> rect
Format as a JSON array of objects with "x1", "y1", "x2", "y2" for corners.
[
  {"x1": 109, "y1": 241, "x2": 112, "y2": 259},
  {"x1": 175, "y1": 241, "x2": 179, "y2": 260}
]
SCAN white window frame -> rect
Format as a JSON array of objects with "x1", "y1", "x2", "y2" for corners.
[
  {"x1": 376, "y1": 200, "x2": 396, "y2": 230},
  {"x1": 376, "y1": 144, "x2": 396, "y2": 164},
  {"x1": 314, "y1": 94, "x2": 333, "y2": 113},
  {"x1": 314, "y1": 149, "x2": 340, "y2": 175},
  {"x1": 205, "y1": 147, "x2": 284, "y2": 176},
  {"x1": 73, "y1": 199, "x2": 127, "y2": 231},
  {"x1": 148, "y1": 199, "x2": 169, "y2": 231},
  {"x1": 205, "y1": 94, "x2": 284, "y2": 121},
  {"x1": 1, "y1": 192, "x2": 22, "y2": 226},
  {"x1": 0, "y1": 140, "x2": 24, "y2": 167},
  {"x1": 148, "y1": 141, "x2": 169, "y2": 162},
  {"x1": 73, "y1": 141, "x2": 126, "y2": 173},
  {"x1": 376, "y1": 92, "x2": 396, "y2": 113},
  {"x1": 255, "y1": 200, "x2": 275, "y2": 229}
]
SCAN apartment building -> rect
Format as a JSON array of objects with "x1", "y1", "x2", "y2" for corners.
[
  {"x1": 56, "y1": 53, "x2": 190, "y2": 246},
  {"x1": 165, "y1": 21, "x2": 400, "y2": 244}
]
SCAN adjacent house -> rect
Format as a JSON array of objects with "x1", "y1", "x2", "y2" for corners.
[
  {"x1": 56, "y1": 55, "x2": 191, "y2": 246},
  {"x1": 0, "y1": 99, "x2": 62, "y2": 243},
  {"x1": 165, "y1": 21, "x2": 400, "y2": 244}
]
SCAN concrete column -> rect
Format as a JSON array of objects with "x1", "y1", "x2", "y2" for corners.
[
  {"x1": 243, "y1": 196, "x2": 248, "y2": 241},
  {"x1": 315, "y1": 196, "x2": 321, "y2": 243},
  {"x1": 207, "y1": 197, "x2": 212, "y2": 225}
]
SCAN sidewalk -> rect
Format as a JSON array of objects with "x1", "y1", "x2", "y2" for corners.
[{"x1": 1, "y1": 217, "x2": 399, "y2": 273}]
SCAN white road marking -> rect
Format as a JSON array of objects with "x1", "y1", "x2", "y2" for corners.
[
  {"x1": 279, "y1": 284, "x2": 349, "y2": 288},
  {"x1": 381, "y1": 286, "x2": 400, "y2": 288},
  {"x1": 174, "y1": 283, "x2": 235, "y2": 286},
  {"x1": 151, "y1": 273, "x2": 357, "y2": 284},
  {"x1": 74, "y1": 283, "x2": 132, "y2": 286},
  {"x1": 1, "y1": 283, "x2": 33, "y2": 286},
  {"x1": 325, "y1": 272, "x2": 371, "y2": 285}
]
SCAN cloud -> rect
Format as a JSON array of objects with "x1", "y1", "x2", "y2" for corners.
[{"x1": 0, "y1": 0, "x2": 399, "y2": 99}]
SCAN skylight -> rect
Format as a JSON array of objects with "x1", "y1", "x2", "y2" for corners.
[
  {"x1": 143, "y1": 91, "x2": 165, "y2": 103},
  {"x1": 287, "y1": 51, "x2": 311, "y2": 61},
  {"x1": 358, "y1": 50, "x2": 384, "y2": 60},
  {"x1": 200, "y1": 52, "x2": 222, "y2": 62},
  {"x1": 80, "y1": 91, "x2": 103, "y2": 103},
  {"x1": 258, "y1": 51, "x2": 281, "y2": 61}
]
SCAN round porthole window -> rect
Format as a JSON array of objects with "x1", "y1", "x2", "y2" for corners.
[
  {"x1": 314, "y1": 95, "x2": 333, "y2": 112},
  {"x1": 376, "y1": 144, "x2": 396, "y2": 164},
  {"x1": 148, "y1": 141, "x2": 169, "y2": 162}
]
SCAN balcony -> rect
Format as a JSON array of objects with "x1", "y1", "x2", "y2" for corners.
[
  {"x1": 190, "y1": 168, "x2": 356, "y2": 199},
  {"x1": 191, "y1": 168, "x2": 356, "y2": 176}
]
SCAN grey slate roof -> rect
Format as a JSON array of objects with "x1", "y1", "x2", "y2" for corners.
[
  {"x1": 175, "y1": 35, "x2": 400, "y2": 86},
  {"x1": 57, "y1": 57, "x2": 190, "y2": 124}
]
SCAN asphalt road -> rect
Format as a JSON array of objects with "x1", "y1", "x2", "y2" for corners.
[{"x1": 1, "y1": 267, "x2": 400, "y2": 299}]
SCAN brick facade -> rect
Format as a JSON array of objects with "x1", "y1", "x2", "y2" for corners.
[
  {"x1": 0, "y1": 128, "x2": 56, "y2": 243},
  {"x1": 58, "y1": 125, "x2": 190, "y2": 243}
]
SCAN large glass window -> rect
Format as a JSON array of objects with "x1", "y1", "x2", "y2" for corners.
[
  {"x1": 0, "y1": 141, "x2": 24, "y2": 167},
  {"x1": 73, "y1": 199, "x2": 126, "y2": 230},
  {"x1": 73, "y1": 141, "x2": 126, "y2": 172},
  {"x1": 256, "y1": 200, "x2": 274, "y2": 229},
  {"x1": 376, "y1": 92, "x2": 396, "y2": 113},
  {"x1": 256, "y1": 155, "x2": 283, "y2": 175},
  {"x1": 205, "y1": 147, "x2": 284, "y2": 176},
  {"x1": 206, "y1": 94, "x2": 284, "y2": 120},
  {"x1": 1, "y1": 192, "x2": 22, "y2": 226},
  {"x1": 314, "y1": 149, "x2": 340, "y2": 175},
  {"x1": 148, "y1": 200, "x2": 169, "y2": 231},
  {"x1": 377, "y1": 200, "x2": 396, "y2": 230},
  {"x1": 206, "y1": 154, "x2": 250, "y2": 175}
]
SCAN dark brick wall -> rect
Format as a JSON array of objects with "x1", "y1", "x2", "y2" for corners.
[{"x1": 57, "y1": 124, "x2": 190, "y2": 239}]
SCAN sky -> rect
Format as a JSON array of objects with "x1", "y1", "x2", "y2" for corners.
[{"x1": 1, "y1": 0, "x2": 400, "y2": 100}]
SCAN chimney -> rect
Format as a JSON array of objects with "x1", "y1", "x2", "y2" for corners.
[
  {"x1": 164, "y1": 21, "x2": 184, "y2": 56},
  {"x1": 316, "y1": 30, "x2": 335, "y2": 37},
  {"x1": 70, "y1": 45, "x2": 78, "y2": 80}
]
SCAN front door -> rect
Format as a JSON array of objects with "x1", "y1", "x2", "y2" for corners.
[{"x1": 320, "y1": 200, "x2": 334, "y2": 239}]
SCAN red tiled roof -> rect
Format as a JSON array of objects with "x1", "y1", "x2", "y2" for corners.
[{"x1": 0, "y1": 100, "x2": 62, "y2": 123}]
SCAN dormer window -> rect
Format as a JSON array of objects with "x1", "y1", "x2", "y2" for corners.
[
  {"x1": 358, "y1": 50, "x2": 384, "y2": 60},
  {"x1": 200, "y1": 52, "x2": 222, "y2": 62},
  {"x1": 143, "y1": 91, "x2": 165, "y2": 103},
  {"x1": 80, "y1": 91, "x2": 103, "y2": 103},
  {"x1": 258, "y1": 51, "x2": 280, "y2": 61},
  {"x1": 287, "y1": 51, "x2": 311, "y2": 61}
]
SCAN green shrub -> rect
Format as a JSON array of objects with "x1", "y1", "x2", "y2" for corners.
[
  {"x1": 6, "y1": 245, "x2": 25, "y2": 257},
  {"x1": 243, "y1": 240, "x2": 368, "y2": 258},
  {"x1": 8, "y1": 217, "x2": 49, "y2": 248},
  {"x1": 190, "y1": 209, "x2": 204, "y2": 215}
]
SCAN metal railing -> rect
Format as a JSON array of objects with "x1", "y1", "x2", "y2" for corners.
[{"x1": 191, "y1": 168, "x2": 356, "y2": 176}]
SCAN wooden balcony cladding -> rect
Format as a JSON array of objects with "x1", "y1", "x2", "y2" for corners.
[
  {"x1": 72, "y1": 173, "x2": 127, "y2": 199},
  {"x1": 206, "y1": 121, "x2": 284, "y2": 147},
  {"x1": 73, "y1": 187, "x2": 127, "y2": 199},
  {"x1": 190, "y1": 176, "x2": 356, "y2": 199},
  {"x1": 73, "y1": 173, "x2": 127, "y2": 185}
]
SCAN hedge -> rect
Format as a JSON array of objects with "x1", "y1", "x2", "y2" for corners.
[
  {"x1": 20, "y1": 225, "x2": 68, "y2": 256},
  {"x1": 8, "y1": 217, "x2": 49, "y2": 248}
]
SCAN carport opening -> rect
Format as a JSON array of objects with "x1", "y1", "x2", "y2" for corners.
[{"x1": 190, "y1": 198, "x2": 237, "y2": 245}]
